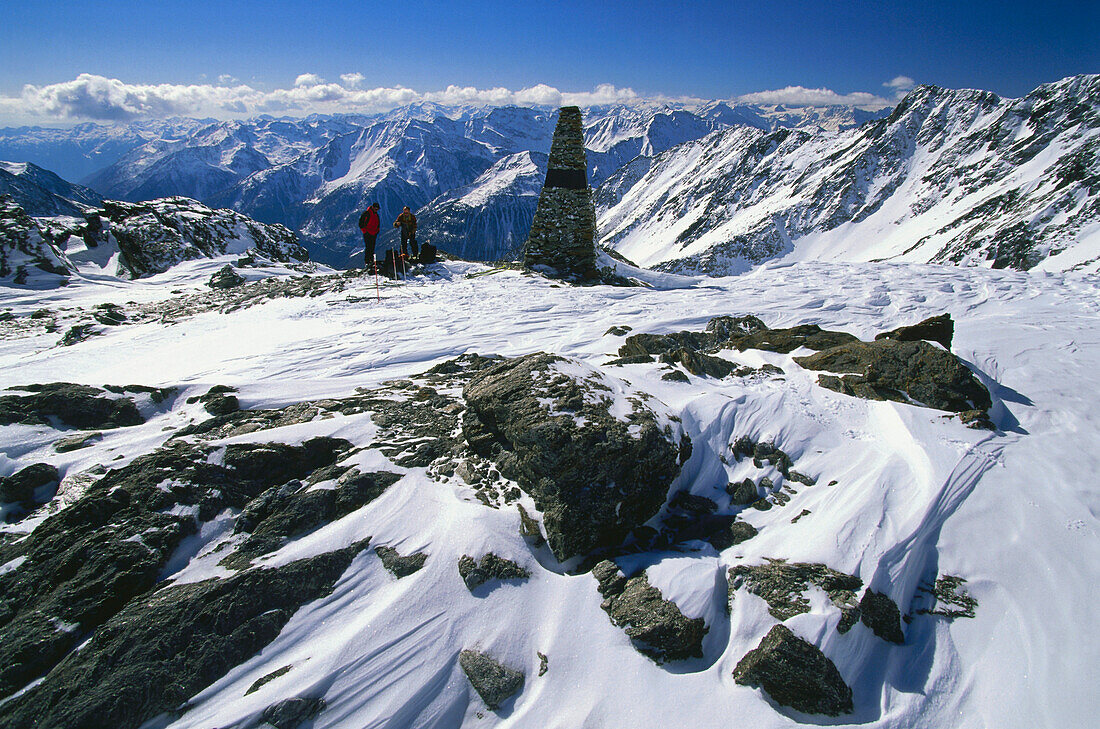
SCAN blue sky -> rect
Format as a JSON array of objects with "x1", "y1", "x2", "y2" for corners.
[{"x1": 0, "y1": 0, "x2": 1096, "y2": 124}]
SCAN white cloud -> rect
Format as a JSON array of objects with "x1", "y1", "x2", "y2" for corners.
[
  {"x1": 1, "y1": 74, "x2": 895, "y2": 125},
  {"x1": 218, "y1": 74, "x2": 239, "y2": 85},
  {"x1": 884, "y1": 76, "x2": 916, "y2": 91},
  {"x1": 294, "y1": 73, "x2": 326, "y2": 88},
  {"x1": 736, "y1": 85, "x2": 892, "y2": 108},
  {"x1": 340, "y1": 72, "x2": 365, "y2": 88}
]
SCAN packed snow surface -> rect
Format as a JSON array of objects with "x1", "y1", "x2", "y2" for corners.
[{"x1": 0, "y1": 256, "x2": 1097, "y2": 729}]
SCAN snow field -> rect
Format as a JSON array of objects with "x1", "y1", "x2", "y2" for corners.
[{"x1": 0, "y1": 257, "x2": 1097, "y2": 728}]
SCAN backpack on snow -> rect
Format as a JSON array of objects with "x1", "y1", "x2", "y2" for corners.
[{"x1": 419, "y1": 243, "x2": 437, "y2": 264}]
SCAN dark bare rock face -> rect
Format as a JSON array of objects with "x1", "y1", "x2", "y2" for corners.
[
  {"x1": 733, "y1": 624, "x2": 853, "y2": 716},
  {"x1": 875, "y1": 313, "x2": 954, "y2": 349},
  {"x1": 0, "y1": 383, "x2": 144, "y2": 429},
  {"x1": 459, "y1": 649, "x2": 525, "y2": 710},
  {"x1": 0, "y1": 462, "x2": 59, "y2": 519},
  {"x1": 462, "y1": 353, "x2": 684, "y2": 561},
  {"x1": 0, "y1": 547, "x2": 362, "y2": 729},
  {"x1": 0, "y1": 436, "x2": 352, "y2": 699},
  {"x1": 794, "y1": 338, "x2": 992, "y2": 417},
  {"x1": 858, "y1": 589, "x2": 905, "y2": 644},
  {"x1": 731, "y1": 324, "x2": 860, "y2": 354},
  {"x1": 593, "y1": 560, "x2": 707, "y2": 662}
]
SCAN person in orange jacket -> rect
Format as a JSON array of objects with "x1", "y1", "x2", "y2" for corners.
[
  {"x1": 394, "y1": 206, "x2": 419, "y2": 260},
  {"x1": 358, "y1": 203, "x2": 381, "y2": 270}
]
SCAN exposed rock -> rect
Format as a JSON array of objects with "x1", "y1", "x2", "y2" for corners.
[
  {"x1": 208, "y1": 264, "x2": 246, "y2": 289},
  {"x1": 728, "y1": 560, "x2": 862, "y2": 622},
  {"x1": 463, "y1": 353, "x2": 683, "y2": 561},
  {"x1": 375, "y1": 545, "x2": 428, "y2": 578},
  {"x1": 659, "y1": 349, "x2": 739, "y2": 378},
  {"x1": 458, "y1": 553, "x2": 531, "y2": 591},
  {"x1": 914, "y1": 575, "x2": 978, "y2": 620},
  {"x1": 593, "y1": 560, "x2": 707, "y2": 662},
  {"x1": 59, "y1": 324, "x2": 98, "y2": 346},
  {"x1": 0, "y1": 462, "x2": 59, "y2": 506},
  {"x1": 733, "y1": 624, "x2": 853, "y2": 716},
  {"x1": 259, "y1": 697, "x2": 327, "y2": 729},
  {"x1": 227, "y1": 470, "x2": 399, "y2": 567},
  {"x1": 517, "y1": 504, "x2": 545, "y2": 546},
  {"x1": 605, "y1": 325, "x2": 632, "y2": 336},
  {"x1": 0, "y1": 547, "x2": 361, "y2": 729},
  {"x1": 858, "y1": 590, "x2": 905, "y2": 644},
  {"x1": 54, "y1": 431, "x2": 104, "y2": 452},
  {"x1": 875, "y1": 313, "x2": 954, "y2": 349},
  {"x1": 0, "y1": 436, "x2": 351, "y2": 698},
  {"x1": 459, "y1": 649, "x2": 525, "y2": 710},
  {"x1": 0, "y1": 383, "x2": 143, "y2": 429},
  {"x1": 245, "y1": 664, "x2": 294, "y2": 695},
  {"x1": 661, "y1": 369, "x2": 690, "y2": 383},
  {"x1": 731, "y1": 324, "x2": 859, "y2": 354},
  {"x1": 794, "y1": 338, "x2": 992, "y2": 416},
  {"x1": 537, "y1": 651, "x2": 548, "y2": 676},
  {"x1": 727, "y1": 478, "x2": 760, "y2": 505}
]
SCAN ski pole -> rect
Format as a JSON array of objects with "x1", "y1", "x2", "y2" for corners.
[{"x1": 373, "y1": 257, "x2": 380, "y2": 302}]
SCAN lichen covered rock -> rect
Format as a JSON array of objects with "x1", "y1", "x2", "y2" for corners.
[{"x1": 459, "y1": 649, "x2": 525, "y2": 710}]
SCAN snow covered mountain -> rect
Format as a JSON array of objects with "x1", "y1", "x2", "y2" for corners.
[
  {"x1": 0, "y1": 160, "x2": 104, "y2": 217},
  {"x1": 0, "y1": 118, "x2": 209, "y2": 182},
  {"x1": 415, "y1": 151, "x2": 547, "y2": 262},
  {"x1": 598, "y1": 75, "x2": 1100, "y2": 274},
  {"x1": 0, "y1": 255, "x2": 1096, "y2": 729},
  {"x1": 0, "y1": 195, "x2": 307, "y2": 285}
]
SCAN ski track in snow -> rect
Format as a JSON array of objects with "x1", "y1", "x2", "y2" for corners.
[{"x1": 1, "y1": 257, "x2": 1098, "y2": 729}]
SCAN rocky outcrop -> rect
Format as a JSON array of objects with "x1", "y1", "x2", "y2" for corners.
[
  {"x1": 523, "y1": 107, "x2": 599, "y2": 282},
  {"x1": 375, "y1": 545, "x2": 428, "y2": 577},
  {"x1": 0, "y1": 436, "x2": 352, "y2": 699},
  {"x1": 459, "y1": 649, "x2": 525, "y2": 710},
  {"x1": 0, "y1": 546, "x2": 362, "y2": 729},
  {"x1": 593, "y1": 560, "x2": 707, "y2": 662},
  {"x1": 458, "y1": 553, "x2": 530, "y2": 591},
  {"x1": 729, "y1": 560, "x2": 862, "y2": 624},
  {"x1": 733, "y1": 624, "x2": 854, "y2": 716},
  {"x1": 463, "y1": 353, "x2": 685, "y2": 560},
  {"x1": 875, "y1": 313, "x2": 954, "y2": 349},
  {"x1": 0, "y1": 383, "x2": 146, "y2": 430},
  {"x1": 794, "y1": 338, "x2": 992, "y2": 419}
]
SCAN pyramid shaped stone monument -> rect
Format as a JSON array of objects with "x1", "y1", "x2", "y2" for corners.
[{"x1": 523, "y1": 106, "x2": 599, "y2": 282}]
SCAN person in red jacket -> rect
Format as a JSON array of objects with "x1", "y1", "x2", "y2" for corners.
[{"x1": 358, "y1": 203, "x2": 381, "y2": 270}]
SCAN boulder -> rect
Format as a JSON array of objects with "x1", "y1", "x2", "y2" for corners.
[
  {"x1": 858, "y1": 590, "x2": 905, "y2": 643},
  {"x1": 463, "y1": 353, "x2": 684, "y2": 561},
  {"x1": 794, "y1": 339, "x2": 992, "y2": 416},
  {"x1": 593, "y1": 560, "x2": 707, "y2": 662},
  {"x1": 728, "y1": 561, "x2": 862, "y2": 622},
  {"x1": 733, "y1": 624, "x2": 853, "y2": 716},
  {"x1": 0, "y1": 463, "x2": 59, "y2": 506},
  {"x1": 259, "y1": 697, "x2": 327, "y2": 729},
  {"x1": 459, "y1": 649, "x2": 525, "y2": 710},
  {"x1": 207, "y1": 264, "x2": 245, "y2": 289}
]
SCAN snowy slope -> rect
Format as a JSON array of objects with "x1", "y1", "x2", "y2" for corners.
[
  {"x1": 0, "y1": 160, "x2": 104, "y2": 217},
  {"x1": 599, "y1": 75, "x2": 1100, "y2": 274},
  {"x1": 0, "y1": 255, "x2": 1096, "y2": 729},
  {"x1": 414, "y1": 151, "x2": 546, "y2": 262}
]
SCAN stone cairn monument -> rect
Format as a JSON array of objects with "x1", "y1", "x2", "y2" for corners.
[{"x1": 523, "y1": 106, "x2": 600, "y2": 282}]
